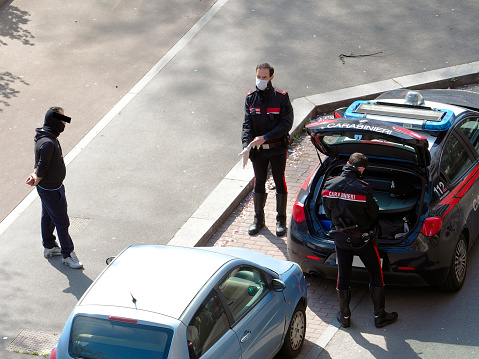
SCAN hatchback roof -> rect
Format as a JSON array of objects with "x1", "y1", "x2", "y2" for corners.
[{"x1": 78, "y1": 245, "x2": 236, "y2": 319}]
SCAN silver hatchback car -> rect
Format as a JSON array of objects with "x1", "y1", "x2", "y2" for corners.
[{"x1": 50, "y1": 245, "x2": 307, "y2": 359}]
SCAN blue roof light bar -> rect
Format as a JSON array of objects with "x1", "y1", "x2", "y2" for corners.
[{"x1": 344, "y1": 100, "x2": 455, "y2": 132}]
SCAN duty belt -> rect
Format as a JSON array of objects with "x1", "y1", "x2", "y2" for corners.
[{"x1": 261, "y1": 141, "x2": 282, "y2": 149}]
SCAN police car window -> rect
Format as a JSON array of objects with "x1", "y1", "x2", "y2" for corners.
[
  {"x1": 323, "y1": 135, "x2": 415, "y2": 152},
  {"x1": 217, "y1": 267, "x2": 267, "y2": 322},
  {"x1": 458, "y1": 117, "x2": 479, "y2": 154},
  {"x1": 440, "y1": 135, "x2": 472, "y2": 183},
  {"x1": 187, "y1": 290, "x2": 229, "y2": 358}
]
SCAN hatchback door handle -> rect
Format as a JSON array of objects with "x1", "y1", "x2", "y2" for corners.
[{"x1": 240, "y1": 330, "x2": 251, "y2": 343}]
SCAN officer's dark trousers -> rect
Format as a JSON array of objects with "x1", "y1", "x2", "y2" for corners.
[
  {"x1": 37, "y1": 185, "x2": 74, "y2": 258},
  {"x1": 335, "y1": 240, "x2": 384, "y2": 290},
  {"x1": 252, "y1": 151, "x2": 287, "y2": 194}
]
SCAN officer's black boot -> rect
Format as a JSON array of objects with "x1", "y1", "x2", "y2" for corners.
[
  {"x1": 248, "y1": 193, "x2": 267, "y2": 235},
  {"x1": 275, "y1": 193, "x2": 287, "y2": 236},
  {"x1": 336, "y1": 288, "x2": 351, "y2": 328},
  {"x1": 370, "y1": 285, "x2": 398, "y2": 328}
]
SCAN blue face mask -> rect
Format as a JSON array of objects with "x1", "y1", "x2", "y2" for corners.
[{"x1": 256, "y1": 78, "x2": 268, "y2": 91}]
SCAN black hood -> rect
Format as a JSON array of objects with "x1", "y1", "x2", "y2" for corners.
[
  {"x1": 42, "y1": 109, "x2": 65, "y2": 137},
  {"x1": 34, "y1": 127, "x2": 57, "y2": 142}
]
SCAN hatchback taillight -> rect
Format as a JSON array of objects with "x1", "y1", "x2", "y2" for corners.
[
  {"x1": 420, "y1": 217, "x2": 442, "y2": 236},
  {"x1": 49, "y1": 348, "x2": 56, "y2": 359},
  {"x1": 292, "y1": 201, "x2": 306, "y2": 223}
]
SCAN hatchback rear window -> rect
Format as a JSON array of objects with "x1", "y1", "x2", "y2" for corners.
[
  {"x1": 322, "y1": 134, "x2": 416, "y2": 152},
  {"x1": 69, "y1": 315, "x2": 173, "y2": 359}
]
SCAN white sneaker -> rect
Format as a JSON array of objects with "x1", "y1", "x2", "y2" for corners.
[
  {"x1": 44, "y1": 246, "x2": 62, "y2": 258},
  {"x1": 62, "y1": 251, "x2": 84, "y2": 269}
]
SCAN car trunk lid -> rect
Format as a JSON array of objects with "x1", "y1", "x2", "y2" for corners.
[{"x1": 306, "y1": 118, "x2": 431, "y2": 168}]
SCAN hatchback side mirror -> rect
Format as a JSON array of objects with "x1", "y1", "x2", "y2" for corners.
[{"x1": 272, "y1": 279, "x2": 286, "y2": 292}]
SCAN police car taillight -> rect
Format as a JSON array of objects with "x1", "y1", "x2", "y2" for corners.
[
  {"x1": 420, "y1": 217, "x2": 442, "y2": 236},
  {"x1": 292, "y1": 201, "x2": 306, "y2": 223}
]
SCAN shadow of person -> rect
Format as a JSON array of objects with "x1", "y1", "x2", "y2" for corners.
[
  {"x1": 47, "y1": 258, "x2": 93, "y2": 301},
  {"x1": 348, "y1": 328, "x2": 421, "y2": 359}
]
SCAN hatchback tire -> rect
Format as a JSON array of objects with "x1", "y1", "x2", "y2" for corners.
[
  {"x1": 439, "y1": 234, "x2": 467, "y2": 292},
  {"x1": 276, "y1": 302, "x2": 306, "y2": 358}
]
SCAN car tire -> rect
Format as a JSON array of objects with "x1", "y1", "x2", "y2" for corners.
[
  {"x1": 439, "y1": 234, "x2": 467, "y2": 292},
  {"x1": 276, "y1": 302, "x2": 306, "y2": 358}
]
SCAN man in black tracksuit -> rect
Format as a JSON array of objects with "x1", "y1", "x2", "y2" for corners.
[
  {"x1": 241, "y1": 63, "x2": 293, "y2": 237},
  {"x1": 25, "y1": 107, "x2": 83, "y2": 269},
  {"x1": 322, "y1": 152, "x2": 397, "y2": 328}
]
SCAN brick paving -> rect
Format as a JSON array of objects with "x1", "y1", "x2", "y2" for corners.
[
  {"x1": 205, "y1": 85, "x2": 479, "y2": 357},
  {"x1": 205, "y1": 117, "x2": 339, "y2": 358}
]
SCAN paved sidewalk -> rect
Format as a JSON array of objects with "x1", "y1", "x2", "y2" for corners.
[
  {"x1": 204, "y1": 81, "x2": 479, "y2": 358},
  {"x1": 205, "y1": 125, "x2": 344, "y2": 358}
]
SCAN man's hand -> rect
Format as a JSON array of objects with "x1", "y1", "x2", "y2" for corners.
[{"x1": 25, "y1": 173, "x2": 41, "y2": 186}]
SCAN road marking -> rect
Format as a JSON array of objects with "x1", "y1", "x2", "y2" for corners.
[{"x1": 0, "y1": 0, "x2": 231, "y2": 237}]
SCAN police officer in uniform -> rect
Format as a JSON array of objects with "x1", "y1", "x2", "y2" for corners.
[
  {"x1": 241, "y1": 63, "x2": 293, "y2": 236},
  {"x1": 322, "y1": 153, "x2": 398, "y2": 328}
]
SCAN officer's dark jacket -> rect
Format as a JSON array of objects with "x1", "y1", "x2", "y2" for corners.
[
  {"x1": 322, "y1": 165, "x2": 379, "y2": 235},
  {"x1": 34, "y1": 128, "x2": 66, "y2": 189},
  {"x1": 241, "y1": 82, "x2": 293, "y2": 152}
]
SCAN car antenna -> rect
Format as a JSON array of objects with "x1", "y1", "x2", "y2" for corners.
[{"x1": 131, "y1": 292, "x2": 137, "y2": 304}]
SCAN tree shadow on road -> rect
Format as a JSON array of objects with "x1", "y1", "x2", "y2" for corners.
[
  {"x1": 0, "y1": 2, "x2": 35, "y2": 46},
  {"x1": 0, "y1": 71, "x2": 29, "y2": 112},
  {"x1": 0, "y1": 2, "x2": 33, "y2": 112}
]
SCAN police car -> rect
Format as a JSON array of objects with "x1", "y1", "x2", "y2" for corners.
[{"x1": 287, "y1": 89, "x2": 479, "y2": 291}]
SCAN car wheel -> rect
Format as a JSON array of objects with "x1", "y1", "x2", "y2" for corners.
[
  {"x1": 276, "y1": 302, "x2": 306, "y2": 358},
  {"x1": 439, "y1": 234, "x2": 467, "y2": 292}
]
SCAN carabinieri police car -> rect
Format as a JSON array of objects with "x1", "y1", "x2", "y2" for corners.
[{"x1": 288, "y1": 88, "x2": 479, "y2": 291}]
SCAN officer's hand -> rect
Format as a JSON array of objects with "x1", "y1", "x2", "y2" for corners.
[
  {"x1": 250, "y1": 136, "x2": 266, "y2": 149},
  {"x1": 238, "y1": 143, "x2": 252, "y2": 168}
]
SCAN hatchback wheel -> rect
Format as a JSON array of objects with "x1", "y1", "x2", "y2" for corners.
[
  {"x1": 276, "y1": 303, "x2": 306, "y2": 358},
  {"x1": 439, "y1": 234, "x2": 467, "y2": 292}
]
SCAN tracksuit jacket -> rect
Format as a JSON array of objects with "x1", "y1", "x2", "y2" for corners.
[{"x1": 34, "y1": 129, "x2": 66, "y2": 189}]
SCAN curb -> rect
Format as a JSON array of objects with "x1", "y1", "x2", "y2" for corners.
[{"x1": 168, "y1": 60, "x2": 479, "y2": 248}]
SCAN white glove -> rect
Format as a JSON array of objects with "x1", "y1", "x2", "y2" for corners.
[{"x1": 238, "y1": 143, "x2": 252, "y2": 168}]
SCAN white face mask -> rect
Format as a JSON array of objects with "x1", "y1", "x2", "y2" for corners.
[{"x1": 256, "y1": 78, "x2": 268, "y2": 91}]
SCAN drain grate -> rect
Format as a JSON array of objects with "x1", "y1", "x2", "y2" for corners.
[
  {"x1": 69, "y1": 217, "x2": 90, "y2": 235},
  {"x1": 5, "y1": 329, "x2": 58, "y2": 355}
]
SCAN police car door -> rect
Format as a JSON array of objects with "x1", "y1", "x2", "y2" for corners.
[{"x1": 440, "y1": 115, "x2": 479, "y2": 241}]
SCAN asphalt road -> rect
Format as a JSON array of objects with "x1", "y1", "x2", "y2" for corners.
[
  {"x1": 319, "y1": 240, "x2": 479, "y2": 358},
  {"x1": 2, "y1": 0, "x2": 479, "y2": 358},
  {"x1": 2, "y1": 0, "x2": 479, "y2": 239}
]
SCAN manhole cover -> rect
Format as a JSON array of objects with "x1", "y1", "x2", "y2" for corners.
[
  {"x1": 5, "y1": 329, "x2": 58, "y2": 355},
  {"x1": 69, "y1": 217, "x2": 90, "y2": 235}
]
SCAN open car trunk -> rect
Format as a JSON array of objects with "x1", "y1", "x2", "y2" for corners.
[
  {"x1": 315, "y1": 160, "x2": 424, "y2": 243},
  {"x1": 306, "y1": 117, "x2": 430, "y2": 244}
]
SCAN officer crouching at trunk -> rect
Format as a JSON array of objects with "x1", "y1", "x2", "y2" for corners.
[
  {"x1": 240, "y1": 62, "x2": 293, "y2": 237},
  {"x1": 322, "y1": 152, "x2": 398, "y2": 328}
]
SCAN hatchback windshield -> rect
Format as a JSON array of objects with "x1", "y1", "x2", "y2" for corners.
[{"x1": 69, "y1": 316, "x2": 173, "y2": 359}]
